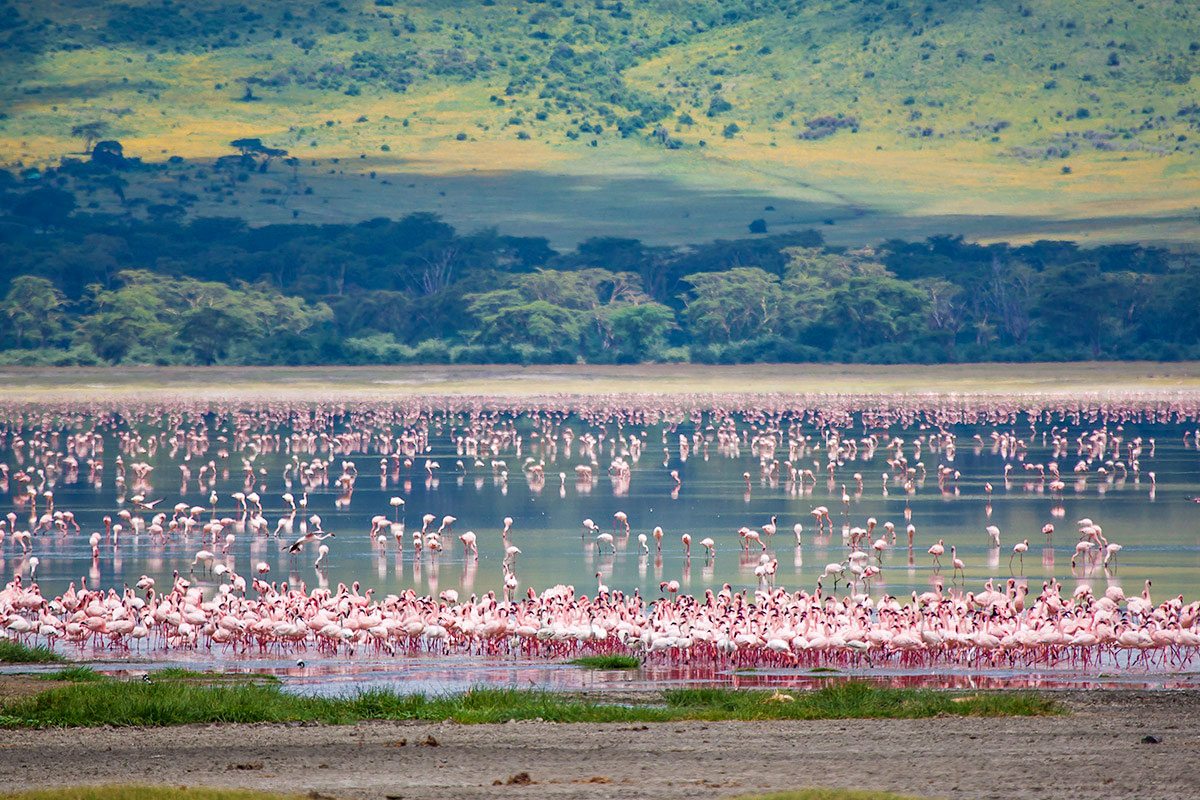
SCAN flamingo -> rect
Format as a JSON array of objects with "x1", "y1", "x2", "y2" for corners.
[
  {"x1": 985, "y1": 525, "x2": 1001, "y2": 547},
  {"x1": 950, "y1": 544, "x2": 969, "y2": 582},
  {"x1": 287, "y1": 530, "x2": 335, "y2": 554},
  {"x1": 1010, "y1": 539, "x2": 1029, "y2": 573},
  {"x1": 928, "y1": 539, "x2": 945, "y2": 572}
]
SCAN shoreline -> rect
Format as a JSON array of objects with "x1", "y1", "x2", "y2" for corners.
[
  {"x1": 1, "y1": 362, "x2": 1199, "y2": 402},
  {"x1": 0, "y1": 690, "x2": 1195, "y2": 799}
]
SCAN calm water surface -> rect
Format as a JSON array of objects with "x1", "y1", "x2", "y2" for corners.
[{"x1": 8, "y1": 418, "x2": 1199, "y2": 606}]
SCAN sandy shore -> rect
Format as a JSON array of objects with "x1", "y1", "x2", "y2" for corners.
[
  {"x1": 0, "y1": 362, "x2": 1198, "y2": 402},
  {"x1": 0, "y1": 691, "x2": 1197, "y2": 799}
]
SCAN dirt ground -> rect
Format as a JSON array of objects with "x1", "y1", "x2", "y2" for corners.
[{"x1": 0, "y1": 691, "x2": 1197, "y2": 800}]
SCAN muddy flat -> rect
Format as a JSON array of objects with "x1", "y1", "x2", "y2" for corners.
[
  {"x1": 0, "y1": 691, "x2": 1197, "y2": 799},
  {"x1": 2, "y1": 362, "x2": 1199, "y2": 402}
]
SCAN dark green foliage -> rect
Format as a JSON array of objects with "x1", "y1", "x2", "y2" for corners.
[{"x1": 0, "y1": 187, "x2": 1196, "y2": 365}]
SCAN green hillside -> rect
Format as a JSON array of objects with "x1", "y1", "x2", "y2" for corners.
[{"x1": 2, "y1": 0, "x2": 1199, "y2": 244}]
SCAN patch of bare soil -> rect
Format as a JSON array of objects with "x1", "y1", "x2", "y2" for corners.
[
  {"x1": 0, "y1": 674, "x2": 61, "y2": 704},
  {"x1": 0, "y1": 691, "x2": 1197, "y2": 799}
]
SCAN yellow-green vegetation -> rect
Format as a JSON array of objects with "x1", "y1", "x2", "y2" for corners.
[
  {"x1": 1, "y1": 0, "x2": 1198, "y2": 243},
  {"x1": 0, "y1": 678, "x2": 1060, "y2": 728},
  {"x1": 0, "y1": 788, "x2": 302, "y2": 800}
]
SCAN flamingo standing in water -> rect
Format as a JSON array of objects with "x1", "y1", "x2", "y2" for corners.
[
  {"x1": 950, "y1": 546, "x2": 965, "y2": 582},
  {"x1": 459, "y1": 531, "x2": 478, "y2": 560},
  {"x1": 985, "y1": 525, "x2": 1001, "y2": 548},
  {"x1": 928, "y1": 539, "x2": 945, "y2": 572},
  {"x1": 1010, "y1": 539, "x2": 1029, "y2": 573}
]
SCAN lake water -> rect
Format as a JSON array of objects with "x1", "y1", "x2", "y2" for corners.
[{"x1": 8, "y1": 414, "x2": 1199, "y2": 608}]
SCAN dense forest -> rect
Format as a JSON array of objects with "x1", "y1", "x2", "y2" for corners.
[{"x1": 1, "y1": 169, "x2": 1197, "y2": 366}]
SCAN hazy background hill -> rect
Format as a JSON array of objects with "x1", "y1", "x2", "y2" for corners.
[{"x1": 2, "y1": 0, "x2": 1199, "y2": 245}]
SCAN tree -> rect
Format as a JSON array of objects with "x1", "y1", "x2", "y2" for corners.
[
  {"x1": 682, "y1": 268, "x2": 782, "y2": 343},
  {"x1": 1030, "y1": 261, "x2": 1126, "y2": 357},
  {"x1": 605, "y1": 302, "x2": 675, "y2": 360},
  {"x1": 76, "y1": 271, "x2": 332, "y2": 364},
  {"x1": 1, "y1": 277, "x2": 66, "y2": 348},
  {"x1": 467, "y1": 295, "x2": 582, "y2": 351},
  {"x1": 917, "y1": 277, "x2": 966, "y2": 356},
  {"x1": 778, "y1": 247, "x2": 927, "y2": 351},
  {"x1": 230, "y1": 138, "x2": 265, "y2": 156},
  {"x1": 10, "y1": 187, "x2": 76, "y2": 229},
  {"x1": 91, "y1": 140, "x2": 126, "y2": 168},
  {"x1": 71, "y1": 121, "x2": 110, "y2": 154}
]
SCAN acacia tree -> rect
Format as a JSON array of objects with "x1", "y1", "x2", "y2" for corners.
[
  {"x1": 71, "y1": 121, "x2": 110, "y2": 153},
  {"x1": 681, "y1": 267, "x2": 782, "y2": 343},
  {"x1": 77, "y1": 271, "x2": 332, "y2": 364},
  {"x1": 2, "y1": 276, "x2": 67, "y2": 348},
  {"x1": 605, "y1": 302, "x2": 676, "y2": 360}
]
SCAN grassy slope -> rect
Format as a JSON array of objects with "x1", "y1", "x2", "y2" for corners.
[{"x1": 1, "y1": 0, "x2": 1198, "y2": 244}]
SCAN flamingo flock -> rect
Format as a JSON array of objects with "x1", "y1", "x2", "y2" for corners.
[
  {"x1": 2, "y1": 572, "x2": 1197, "y2": 670},
  {"x1": 0, "y1": 394, "x2": 1197, "y2": 673}
]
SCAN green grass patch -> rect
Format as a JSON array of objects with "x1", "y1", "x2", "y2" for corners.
[
  {"x1": 36, "y1": 666, "x2": 102, "y2": 683},
  {"x1": 0, "y1": 641, "x2": 65, "y2": 664},
  {"x1": 153, "y1": 667, "x2": 211, "y2": 680},
  {"x1": 139, "y1": 668, "x2": 279, "y2": 686},
  {"x1": 571, "y1": 655, "x2": 641, "y2": 670},
  {"x1": 660, "y1": 683, "x2": 1059, "y2": 720},
  {"x1": 0, "y1": 787, "x2": 302, "y2": 800},
  {"x1": 0, "y1": 679, "x2": 1060, "y2": 729}
]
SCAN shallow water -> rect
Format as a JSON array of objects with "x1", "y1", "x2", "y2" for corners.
[
  {"x1": 8, "y1": 417, "x2": 1199, "y2": 605},
  {"x1": 7, "y1": 655, "x2": 1198, "y2": 694}
]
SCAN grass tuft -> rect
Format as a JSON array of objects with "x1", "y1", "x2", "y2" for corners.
[
  {"x1": 36, "y1": 666, "x2": 103, "y2": 683},
  {"x1": 0, "y1": 679, "x2": 1060, "y2": 729},
  {"x1": 153, "y1": 667, "x2": 211, "y2": 680},
  {"x1": 571, "y1": 655, "x2": 641, "y2": 670},
  {"x1": 0, "y1": 641, "x2": 65, "y2": 664}
]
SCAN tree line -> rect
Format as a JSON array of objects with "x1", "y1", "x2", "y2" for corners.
[{"x1": 0, "y1": 181, "x2": 1197, "y2": 366}]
